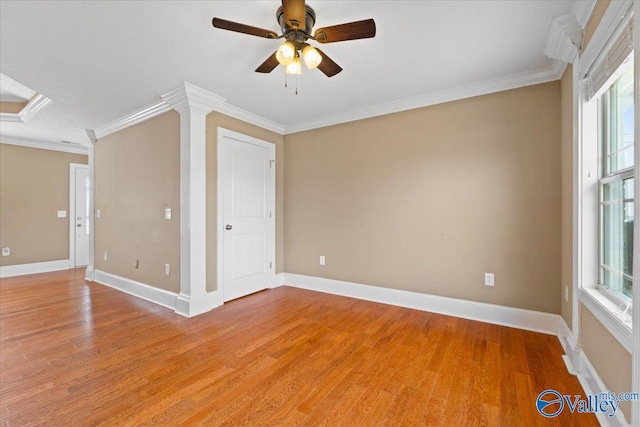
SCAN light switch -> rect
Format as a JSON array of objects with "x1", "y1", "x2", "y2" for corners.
[
  {"x1": 96, "y1": 209, "x2": 101, "y2": 218},
  {"x1": 57, "y1": 210, "x2": 67, "y2": 218},
  {"x1": 164, "y1": 208, "x2": 172, "y2": 220}
]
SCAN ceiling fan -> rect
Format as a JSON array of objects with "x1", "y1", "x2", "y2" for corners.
[{"x1": 212, "y1": 0, "x2": 376, "y2": 78}]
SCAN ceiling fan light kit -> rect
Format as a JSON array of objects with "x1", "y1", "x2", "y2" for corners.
[{"x1": 212, "y1": 0, "x2": 376, "y2": 81}]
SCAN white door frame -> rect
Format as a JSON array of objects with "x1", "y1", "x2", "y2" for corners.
[
  {"x1": 69, "y1": 163, "x2": 89, "y2": 268},
  {"x1": 216, "y1": 127, "x2": 276, "y2": 304}
]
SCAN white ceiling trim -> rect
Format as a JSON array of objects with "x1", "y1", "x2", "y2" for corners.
[
  {"x1": 0, "y1": 135, "x2": 88, "y2": 155},
  {"x1": 0, "y1": 93, "x2": 53, "y2": 124},
  {"x1": 95, "y1": 82, "x2": 284, "y2": 140},
  {"x1": 93, "y1": 61, "x2": 573, "y2": 139},
  {"x1": 544, "y1": 13, "x2": 583, "y2": 64},
  {"x1": 284, "y1": 66, "x2": 559, "y2": 135},
  {"x1": 0, "y1": 73, "x2": 35, "y2": 101},
  {"x1": 94, "y1": 101, "x2": 173, "y2": 139}
]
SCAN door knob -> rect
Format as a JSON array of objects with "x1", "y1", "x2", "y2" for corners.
[{"x1": 225, "y1": 225, "x2": 232, "y2": 230}]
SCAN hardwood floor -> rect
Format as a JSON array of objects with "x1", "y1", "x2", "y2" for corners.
[{"x1": 1, "y1": 269, "x2": 597, "y2": 426}]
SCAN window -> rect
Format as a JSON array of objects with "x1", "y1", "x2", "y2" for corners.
[{"x1": 599, "y1": 63, "x2": 634, "y2": 304}]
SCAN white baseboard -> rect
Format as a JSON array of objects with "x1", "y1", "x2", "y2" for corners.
[
  {"x1": 93, "y1": 270, "x2": 219, "y2": 317},
  {"x1": 272, "y1": 272, "x2": 285, "y2": 288},
  {"x1": 283, "y1": 273, "x2": 562, "y2": 335},
  {"x1": 576, "y1": 350, "x2": 631, "y2": 427},
  {"x1": 0, "y1": 259, "x2": 70, "y2": 278}
]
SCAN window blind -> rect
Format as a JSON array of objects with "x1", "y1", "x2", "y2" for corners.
[{"x1": 586, "y1": 16, "x2": 634, "y2": 101}]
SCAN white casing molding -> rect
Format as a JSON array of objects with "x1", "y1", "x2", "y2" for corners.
[
  {"x1": 84, "y1": 130, "x2": 97, "y2": 282},
  {"x1": 0, "y1": 260, "x2": 70, "y2": 278},
  {"x1": 580, "y1": 0, "x2": 633, "y2": 78},
  {"x1": 162, "y1": 82, "x2": 223, "y2": 318},
  {"x1": 632, "y1": 1, "x2": 640, "y2": 425},
  {"x1": 558, "y1": 319, "x2": 581, "y2": 375},
  {"x1": 0, "y1": 136, "x2": 88, "y2": 155},
  {"x1": 283, "y1": 273, "x2": 562, "y2": 335},
  {"x1": 580, "y1": 289, "x2": 632, "y2": 353},
  {"x1": 576, "y1": 349, "x2": 632, "y2": 427}
]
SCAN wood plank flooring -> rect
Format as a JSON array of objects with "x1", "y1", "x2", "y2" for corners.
[{"x1": 0, "y1": 269, "x2": 598, "y2": 426}]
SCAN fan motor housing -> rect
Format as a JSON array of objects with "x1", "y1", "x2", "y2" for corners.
[{"x1": 276, "y1": 5, "x2": 316, "y2": 39}]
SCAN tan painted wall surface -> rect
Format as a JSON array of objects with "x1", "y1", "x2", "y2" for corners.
[
  {"x1": 284, "y1": 82, "x2": 561, "y2": 313},
  {"x1": 0, "y1": 144, "x2": 87, "y2": 266},
  {"x1": 0, "y1": 101, "x2": 27, "y2": 114},
  {"x1": 95, "y1": 111, "x2": 180, "y2": 293},
  {"x1": 205, "y1": 113, "x2": 285, "y2": 293},
  {"x1": 580, "y1": 304, "x2": 632, "y2": 422},
  {"x1": 560, "y1": 64, "x2": 573, "y2": 329},
  {"x1": 583, "y1": 0, "x2": 611, "y2": 50}
]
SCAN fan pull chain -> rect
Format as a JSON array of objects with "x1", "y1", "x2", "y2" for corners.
[
  {"x1": 295, "y1": 76, "x2": 298, "y2": 95},
  {"x1": 284, "y1": 71, "x2": 288, "y2": 88}
]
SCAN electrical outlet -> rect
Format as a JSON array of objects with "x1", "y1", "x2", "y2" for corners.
[
  {"x1": 104, "y1": 251, "x2": 108, "y2": 261},
  {"x1": 57, "y1": 210, "x2": 67, "y2": 218},
  {"x1": 319, "y1": 255, "x2": 325, "y2": 266},
  {"x1": 165, "y1": 264, "x2": 170, "y2": 276},
  {"x1": 484, "y1": 273, "x2": 494, "y2": 286},
  {"x1": 564, "y1": 286, "x2": 569, "y2": 302},
  {"x1": 164, "y1": 208, "x2": 172, "y2": 220},
  {"x1": 2, "y1": 247, "x2": 10, "y2": 256}
]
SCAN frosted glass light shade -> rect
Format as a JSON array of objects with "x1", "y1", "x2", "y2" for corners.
[
  {"x1": 302, "y1": 45, "x2": 322, "y2": 69},
  {"x1": 285, "y1": 55, "x2": 302, "y2": 75},
  {"x1": 276, "y1": 41, "x2": 296, "y2": 66}
]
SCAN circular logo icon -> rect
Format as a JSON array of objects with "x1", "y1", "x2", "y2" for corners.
[{"x1": 536, "y1": 389, "x2": 564, "y2": 418}]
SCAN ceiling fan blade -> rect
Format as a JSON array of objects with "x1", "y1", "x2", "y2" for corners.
[
  {"x1": 315, "y1": 48, "x2": 342, "y2": 77},
  {"x1": 314, "y1": 19, "x2": 376, "y2": 43},
  {"x1": 282, "y1": 0, "x2": 305, "y2": 29},
  {"x1": 255, "y1": 52, "x2": 280, "y2": 73},
  {"x1": 212, "y1": 17, "x2": 278, "y2": 39}
]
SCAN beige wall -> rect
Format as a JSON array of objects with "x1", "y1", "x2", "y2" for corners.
[
  {"x1": 0, "y1": 101, "x2": 27, "y2": 114},
  {"x1": 560, "y1": 64, "x2": 574, "y2": 329},
  {"x1": 284, "y1": 82, "x2": 561, "y2": 313},
  {"x1": 95, "y1": 111, "x2": 181, "y2": 293},
  {"x1": 0, "y1": 143, "x2": 87, "y2": 266},
  {"x1": 205, "y1": 112, "x2": 285, "y2": 293},
  {"x1": 580, "y1": 304, "x2": 632, "y2": 422}
]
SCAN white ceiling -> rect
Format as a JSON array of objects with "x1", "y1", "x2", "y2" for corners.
[{"x1": 0, "y1": 0, "x2": 573, "y2": 145}]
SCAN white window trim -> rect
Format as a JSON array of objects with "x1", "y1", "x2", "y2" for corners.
[{"x1": 577, "y1": 3, "x2": 635, "y2": 356}]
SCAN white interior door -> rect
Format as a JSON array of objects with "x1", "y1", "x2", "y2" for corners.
[
  {"x1": 72, "y1": 165, "x2": 89, "y2": 267},
  {"x1": 219, "y1": 129, "x2": 275, "y2": 302}
]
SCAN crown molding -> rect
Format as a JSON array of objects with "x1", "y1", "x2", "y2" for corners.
[
  {"x1": 544, "y1": 12, "x2": 582, "y2": 64},
  {"x1": 283, "y1": 66, "x2": 559, "y2": 135},
  {"x1": 0, "y1": 135, "x2": 88, "y2": 154},
  {"x1": 0, "y1": 93, "x2": 53, "y2": 124},
  {"x1": 161, "y1": 82, "x2": 226, "y2": 115},
  {"x1": 0, "y1": 73, "x2": 35, "y2": 101},
  {"x1": 20, "y1": 93, "x2": 53, "y2": 122},
  {"x1": 213, "y1": 100, "x2": 284, "y2": 135},
  {"x1": 572, "y1": 0, "x2": 598, "y2": 28},
  {"x1": 94, "y1": 101, "x2": 172, "y2": 139},
  {"x1": 0, "y1": 112, "x2": 22, "y2": 123}
]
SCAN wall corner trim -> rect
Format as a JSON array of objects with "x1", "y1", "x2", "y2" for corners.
[
  {"x1": 94, "y1": 101, "x2": 173, "y2": 139},
  {"x1": 0, "y1": 259, "x2": 70, "y2": 278},
  {"x1": 282, "y1": 273, "x2": 563, "y2": 335}
]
